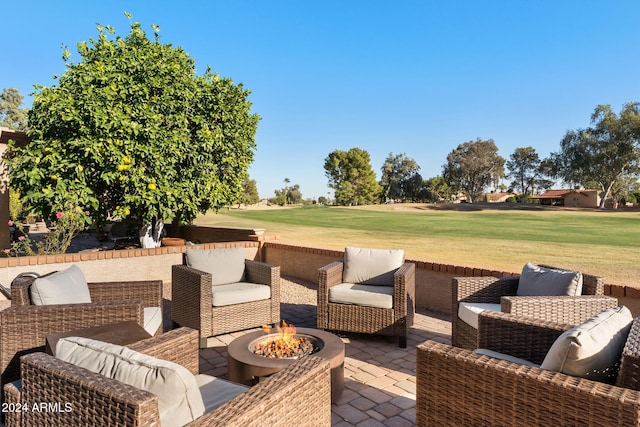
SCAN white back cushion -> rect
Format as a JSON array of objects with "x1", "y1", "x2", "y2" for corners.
[
  {"x1": 30, "y1": 265, "x2": 91, "y2": 305},
  {"x1": 517, "y1": 263, "x2": 583, "y2": 296},
  {"x1": 186, "y1": 248, "x2": 246, "y2": 286},
  {"x1": 343, "y1": 247, "x2": 404, "y2": 286},
  {"x1": 541, "y1": 306, "x2": 633, "y2": 383},
  {"x1": 56, "y1": 336, "x2": 205, "y2": 427}
]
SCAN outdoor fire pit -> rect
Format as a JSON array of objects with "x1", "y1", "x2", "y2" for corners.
[{"x1": 227, "y1": 326, "x2": 345, "y2": 402}]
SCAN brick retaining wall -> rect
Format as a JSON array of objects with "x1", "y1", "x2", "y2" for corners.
[
  {"x1": 262, "y1": 242, "x2": 637, "y2": 316},
  {"x1": 0, "y1": 237, "x2": 636, "y2": 316}
]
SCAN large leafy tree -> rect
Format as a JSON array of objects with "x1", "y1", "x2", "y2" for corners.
[
  {"x1": 324, "y1": 148, "x2": 381, "y2": 205},
  {"x1": 443, "y1": 138, "x2": 505, "y2": 203},
  {"x1": 8, "y1": 19, "x2": 259, "y2": 233},
  {"x1": 238, "y1": 177, "x2": 260, "y2": 207},
  {"x1": 551, "y1": 103, "x2": 640, "y2": 208},
  {"x1": 0, "y1": 88, "x2": 28, "y2": 130},
  {"x1": 506, "y1": 146, "x2": 541, "y2": 203},
  {"x1": 423, "y1": 175, "x2": 453, "y2": 202},
  {"x1": 379, "y1": 152, "x2": 421, "y2": 202}
]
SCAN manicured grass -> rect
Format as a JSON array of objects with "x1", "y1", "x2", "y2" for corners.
[{"x1": 195, "y1": 204, "x2": 640, "y2": 285}]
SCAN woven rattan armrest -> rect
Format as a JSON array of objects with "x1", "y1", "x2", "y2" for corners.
[
  {"x1": 617, "y1": 317, "x2": 640, "y2": 391},
  {"x1": 3, "y1": 380, "x2": 22, "y2": 427},
  {"x1": 171, "y1": 264, "x2": 213, "y2": 331},
  {"x1": 501, "y1": 295, "x2": 619, "y2": 325},
  {"x1": 317, "y1": 262, "x2": 344, "y2": 330},
  {"x1": 318, "y1": 261, "x2": 344, "y2": 290},
  {"x1": 477, "y1": 310, "x2": 571, "y2": 365},
  {"x1": 393, "y1": 262, "x2": 415, "y2": 311},
  {"x1": 453, "y1": 276, "x2": 519, "y2": 304},
  {"x1": 128, "y1": 327, "x2": 199, "y2": 375},
  {"x1": 18, "y1": 352, "x2": 160, "y2": 427},
  {"x1": 190, "y1": 356, "x2": 331, "y2": 427},
  {"x1": 88, "y1": 280, "x2": 163, "y2": 307},
  {"x1": 417, "y1": 339, "x2": 640, "y2": 427},
  {"x1": 245, "y1": 260, "x2": 280, "y2": 287}
]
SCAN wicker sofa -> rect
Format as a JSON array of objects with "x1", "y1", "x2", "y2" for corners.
[
  {"x1": 317, "y1": 247, "x2": 415, "y2": 348},
  {"x1": 171, "y1": 249, "x2": 281, "y2": 348},
  {"x1": 417, "y1": 310, "x2": 640, "y2": 426},
  {"x1": 4, "y1": 327, "x2": 331, "y2": 427},
  {"x1": 452, "y1": 264, "x2": 617, "y2": 349}
]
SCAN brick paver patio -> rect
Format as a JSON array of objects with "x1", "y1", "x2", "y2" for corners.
[{"x1": 182, "y1": 276, "x2": 452, "y2": 427}]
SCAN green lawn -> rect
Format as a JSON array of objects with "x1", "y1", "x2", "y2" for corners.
[{"x1": 194, "y1": 204, "x2": 640, "y2": 285}]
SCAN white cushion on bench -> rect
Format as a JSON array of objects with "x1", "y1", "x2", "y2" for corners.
[
  {"x1": 144, "y1": 306, "x2": 163, "y2": 335},
  {"x1": 186, "y1": 248, "x2": 246, "y2": 286},
  {"x1": 329, "y1": 283, "x2": 394, "y2": 309},
  {"x1": 517, "y1": 263, "x2": 583, "y2": 296},
  {"x1": 30, "y1": 265, "x2": 91, "y2": 305},
  {"x1": 211, "y1": 282, "x2": 271, "y2": 307},
  {"x1": 458, "y1": 302, "x2": 502, "y2": 329},
  {"x1": 541, "y1": 306, "x2": 633, "y2": 382},
  {"x1": 343, "y1": 247, "x2": 404, "y2": 286},
  {"x1": 195, "y1": 374, "x2": 249, "y2": 413}
]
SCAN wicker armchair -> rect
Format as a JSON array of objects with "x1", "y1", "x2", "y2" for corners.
[
  {"x1": 172, "y1": 257, "x2": 280, "y2": 348},
  {"x1": 417, "y1": 311, "x2": 640, "y2": 427},
  {"x1": 4, "y1": 328, "x2": 331, "y2": 427},
  {"x1": 317, "y1": 250, "x2": 415, "y2": 348},
  {"x1": 10, "y1": 272, "x2": 164, "y2": 336},
  {"x1": 452, "y1": 264, "x2": 617, "y2": 349}
]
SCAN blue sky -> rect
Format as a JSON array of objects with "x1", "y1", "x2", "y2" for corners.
[{"x1": 4, "y1": 1, "x2": 640, "y2": 199}]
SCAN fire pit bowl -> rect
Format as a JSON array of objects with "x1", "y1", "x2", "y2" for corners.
[{"x1": 227, "y1": 327, "x2": 345, "y2": 402}]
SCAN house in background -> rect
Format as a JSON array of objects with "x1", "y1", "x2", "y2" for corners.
[
  {"x1": 484, "y1": 192, "x2": 517, "y2": 203},
  {"x1": 532, "y1": 189, "x2": 600, "y2": 208}
]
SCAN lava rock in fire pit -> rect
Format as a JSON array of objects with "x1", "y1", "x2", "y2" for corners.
[{"x1": 253, "y1": 335, "x2": 314, "y2": 359}]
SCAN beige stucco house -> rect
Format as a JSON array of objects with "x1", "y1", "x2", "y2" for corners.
[{"x1": 533, "y1": 189, "x2": 600, "y2": 208}]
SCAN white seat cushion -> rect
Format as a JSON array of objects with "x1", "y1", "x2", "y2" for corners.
[
  {"x1": 517, "y1": 262, "x2": 583, "y2": 296},
  {"x1": 474, "y1": 348, "x2": 541, "y2": 367},
  {"x1": 30, "y1": 265, "x2": 91, "y2": 305},
  {"x1": 144, "y1": 306, "x2": 163, "y2": 335},
  {"x1": 343, "y1": 247, "x2": 404, "y2": 286},
  {"x1": 329, "y1": 283, "x2": 394, "y2": 309},
  {"x1": 56, "y1": 336, "x2": 205, "y2": 427},
  {"x1": 195, "y1": 374, "x2": 249, "y2": 413},
  {"x1": 211, "y1": 282, "x2": 271, "y2": 307},
  {"x1": 458, "y1": 302, "x2": 502, "y2": 329},
  {"x1": 186, "y1": 248, "x2": 246, "y2": 286},
  {"x1": 541, "y1": 306, "x2": 633, "y2": 383}
]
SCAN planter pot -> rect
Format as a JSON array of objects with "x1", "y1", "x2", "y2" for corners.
[{"x1": 161, "y1": 237, "x2": 185, "y2": 247}]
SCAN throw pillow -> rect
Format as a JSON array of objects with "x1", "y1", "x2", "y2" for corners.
[
  {"x1": 29, "y1": 265, "x2": 91, "y2": 305},
  {"x1": 517, "y1": 262, "x2": 583, "y2": 296},
  {"x1": 540, "y1": 306, "x2": 633, "y2": 383},
  {"x1": 56, "y1": 336, "x2": 205, "y2": 427},
  {"x1": 186, "y1": 248, "x2": 246, "y2": 286},
  {"x1": 342, "y1": 247, "x2": 404, "y2": 286}
]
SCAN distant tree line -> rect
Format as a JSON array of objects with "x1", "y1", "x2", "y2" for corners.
[{"x1": 321, "y1": 103, "x2": 640, "y2": 208}]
